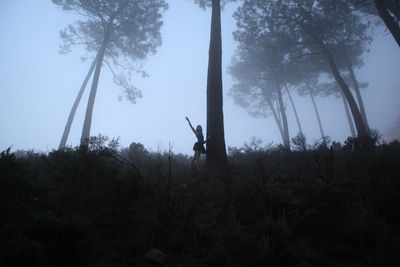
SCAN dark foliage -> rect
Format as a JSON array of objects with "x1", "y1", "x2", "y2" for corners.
[{"x1": 1, "y1": 137, "x2": 400, "y2": 266}]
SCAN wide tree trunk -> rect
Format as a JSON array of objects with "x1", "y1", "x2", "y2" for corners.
[
  {"x1": 344, "y1": 52, "x2": 370, "y2": 133},
  {"x1": 308, "y1": 86, "x2": 325, "y2": 140},
  {"x1": 285, "y1": 86, "x2": 303, "y2": 135},
  {"x1": 276, "y1": 84, "x2": 290, "y2": 149},
  {"x1": 59, "y1": 58, "x2": 97, "y2": 149},
  {"x1": 340, "y1": 90, "x2": 356, "y2": 138},
  {"x1": 80, "y1": 36, "x2": 109, "y2": 149},
  {"x1": 206, "y1": 0, "x2": 227, "y2": 168},
  {"x1": 375, "y1": 0, "x2": 400, "y2": 47}
]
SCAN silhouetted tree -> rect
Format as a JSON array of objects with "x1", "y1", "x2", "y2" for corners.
[
  {"x1": 59, "y1": 58, "x2": 96, "y2": 149},
  {"x1": 228, "y1": 40, "x2": 298, "y2": 148},
  {"x1": 53, "y1": 0, "x2": 168, "y2": 149},
  {"x1": 194, "y1": 0, "x2": 236, "y2": 168},
  {"x1": 231, "y1": 0, "x2": 331, "y2": 148},
  {"x1": 229, "y1": 60, "x2": 291, "y2": 148},
  {"x1": 306, "y1": 83, "x2": 325, "y2": 140},
  {"x1": 342, "y1": 50, "x2": 370, "y2": 132},
  {"x1": 332, "y1": 15, "x2": 373, "y2": 133},
  {"x1": 306, "y1": 79, "x2": 367, "y2": 138},
  {"x1": 285, "y1": 85, "x2": 303, "y2": 135},
  {"x1": 346, "y1": 0, "x2": 400, "y2": 47},
  {"x1": 374, "y1": 0, "x2": 400, "y2": 47},
  {"x1": 298, "y1": 3, "x2": 372, "y2": 137},
  {"x1": 304, "y1": 7, "x2": 372, "y2": 137},
  {"x1": 340, "y1": 90, "x2": 357, "y2": 138},
  {"x1": 233, "y1": 0, "x2": 374, "y2": 141},
  {"x1": 270, "y1": 0, "x2": 369, "y2": 137}
]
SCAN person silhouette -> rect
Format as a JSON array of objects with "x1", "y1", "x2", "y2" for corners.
[{"x1": 185, "y1": 117, "x2": 209, "y2": 171}]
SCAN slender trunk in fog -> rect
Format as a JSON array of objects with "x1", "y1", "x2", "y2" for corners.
[
  {"x1": 80, "y1": 33, "x2": 110, "y2": 149},
  {"x1": 267, "y1": 98, "x2": 285, "y2": 143},
  {"x1": 340, "y1": 90, "x2": 356, "y2": 138},
  {"x1": 275, "y1": 95, "x2": 282, "y2": 127},
  {"x1": 344, "y1": 52, "x2": 370, "y2": 133},
  {"x1": 320, "y1": 47, "x2": 368, "y2": 137},
  {"x1": 285, "y1": 86, "x2": 303, "y2": 135},
  {"x1": 276, "y1": 84, "x2": 290, "y2": 149},
  {"x1": 300, "y1": 24, "x2": 368, "y2": 137},
  {"x1": 308, "y1": 86, "x2": 325, "y2": 140},
  {"x1": 59, "y1": 58, "x2": 97, "y2": 149},
  {"x1": 206, "y1": 0, "x2": 227, "y2": 169}
]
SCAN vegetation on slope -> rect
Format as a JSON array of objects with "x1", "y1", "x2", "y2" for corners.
[{"x1": 1, "y1": 135, "x2": 400, "y2": 266}]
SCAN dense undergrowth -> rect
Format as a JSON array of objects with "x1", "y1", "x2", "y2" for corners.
[{"x1": 1, "y1": 135, "x2": 400, "y2": 266}]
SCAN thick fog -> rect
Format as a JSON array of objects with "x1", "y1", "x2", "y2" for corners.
[{"x1": 1, "y1": 0, "x2": 399, "y2": 155}]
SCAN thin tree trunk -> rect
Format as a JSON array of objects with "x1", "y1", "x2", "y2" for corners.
[
  {"x1": 308, "y1": 86, "x2": 325, "y2": 139},
  {"x1": 206, "y1": 0, "x2": 227, "y2": 169},
  {"x1": 340, "y1": 90, "x2": 356, "y2": 138},
  {"x1": 59, "y1": 58, "x2": 97, "y2": 149},
  {"x1": 375, "y1": 0, "x2": 400, "y2": 47},
  {"x1": 285, "y1": 86, "x2": 303, "y2": 135},
  {"x1": 267, "y1": 98, "x2": 285, "y2": 143},
  {"x1": 276, "y1": 84, "x2": 290, "y2": 149},
  {"x1": 344, "y1": 52, "x2": 370, "y2": 133},
  {"x1": 350, "y1": 69, "x2": 370, "y2": 132},
  {"x1": 322, "y1": 48, "x2": 368, "y2": 137},
  {"x1": 274, "y1": 95, "x2": 283, "y2": 127},
  {"x1": 299, "y1": 23, "x2": 368, "y2": 137},
  {"x1": 80, "y1": 36, "x2": 109, "y2": 149}
]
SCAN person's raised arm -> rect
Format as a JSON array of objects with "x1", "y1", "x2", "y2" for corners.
[{"x1": 185, "y1": 117, "x2": 196, "y2": 135}]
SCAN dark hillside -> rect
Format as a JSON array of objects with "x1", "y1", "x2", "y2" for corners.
[{"x1": 1, "y1": 137, "x2": 400, "y2": 266}]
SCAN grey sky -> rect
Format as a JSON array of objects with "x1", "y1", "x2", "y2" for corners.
[{"x1": 1, "y1": 0, "x2": 399, "y2": 154}]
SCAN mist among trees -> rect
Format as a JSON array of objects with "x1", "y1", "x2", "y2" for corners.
[{"x1": 1, "y1": 0, "x2": 400, "y2": 266}]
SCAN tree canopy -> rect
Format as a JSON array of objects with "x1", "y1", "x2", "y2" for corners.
[{"x1": 54, "y1": 0, "x2": 168, "y2": 101}]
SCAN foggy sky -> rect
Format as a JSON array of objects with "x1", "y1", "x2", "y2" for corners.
[{"x1": 1, "y1": 0, "x2": 400, "y2": 155}]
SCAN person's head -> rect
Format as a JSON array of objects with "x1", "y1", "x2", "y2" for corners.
[{"x1": 196, "y1": 125, "x2": 202, "y2": 133}]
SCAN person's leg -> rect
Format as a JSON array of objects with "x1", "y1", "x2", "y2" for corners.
[
  {"x1": 192, "y1": 151, "x2": 197, "y2": 165},
  {"x1": 194, "y1": 151, "x2": 201, "y2": 171}
]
